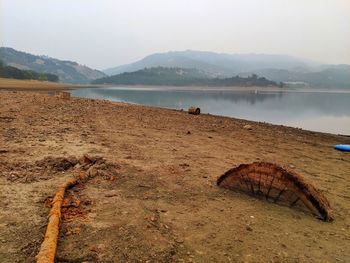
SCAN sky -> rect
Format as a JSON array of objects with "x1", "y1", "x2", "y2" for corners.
[{"x1": 1, "y1": 0, "x2": 349, "y2": 70}]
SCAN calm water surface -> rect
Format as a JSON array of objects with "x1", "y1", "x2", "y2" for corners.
[{"x1": 72, "y1": 87, "x2": 350, "y2": 135}]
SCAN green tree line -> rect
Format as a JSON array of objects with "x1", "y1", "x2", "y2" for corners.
[{"x1": 92, "y1": 67, "x2": 278, "y2": 87}]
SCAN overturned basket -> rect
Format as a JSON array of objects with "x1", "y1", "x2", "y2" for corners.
[{"x1": 217, "y1": 162, "x2": 333, "y2": 221}]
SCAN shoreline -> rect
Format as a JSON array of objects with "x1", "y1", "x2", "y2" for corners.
[
  {"x1": 70, "y1": 86, "x2": 350, "y2": 136},
  {"x1": 0, "y1": 78, "x2": 101, "y2": 91},
  {"x1": 0, "y1": 77, "x2": 75, "y2": 91},
  {"x1": 2, "y1": 77, "x2": 350, "y2": 94},
  {"x1": 1, "y1": 78, "x2": 349, "y2": 136},
  {"x1": 76, "y1": 84, "x2": 350, "y2": 94}
]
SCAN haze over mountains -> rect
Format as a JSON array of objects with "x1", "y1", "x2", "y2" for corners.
[
  {"x1": 104, "y1": 50, "x2": 313, "y2": 76},
  {"x1": 1, "y1": 47, "x2": 349, "y2": 88},
  {"x1": 104, "y1": 50, "x2": 350, "y2": 89}
]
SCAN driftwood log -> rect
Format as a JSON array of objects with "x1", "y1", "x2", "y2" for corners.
[
  {"x1": 36, "y1": 170, "x2": 89, "y2": 263},
  {"x1": 36, "y1": 155, "x2": 118, "y2": 263},
  {"x1": 188, "y1": 107, "x2": 200, "y2": 115},
  {"x1": 217, "y1": 162, "x2": 333, "y2": 221}
]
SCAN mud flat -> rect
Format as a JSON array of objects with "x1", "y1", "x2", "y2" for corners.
[{"x1": 0, "y1": 90, "x2": 350, "y2": 262}]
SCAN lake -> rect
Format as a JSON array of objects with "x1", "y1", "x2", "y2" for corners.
[{"x1": 72, "y1": 87, "x2": 350, "y2": 135}]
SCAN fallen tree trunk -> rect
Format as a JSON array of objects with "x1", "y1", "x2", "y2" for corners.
[{"x1": 188, "y1": 107, "x2": 200, "y2": 115}]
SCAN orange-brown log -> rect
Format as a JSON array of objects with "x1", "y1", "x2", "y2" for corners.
[
  {"x1": 188, "y1": 107, "x2": 200, "y2": 115},
  {"x1": 36, "y1": 171, "x2": 90, "y2": 263},
  {"x1": 217, "y1": 162, "x2": 333, "y2": 221},
  {"x1": 36, "y1": 155, "x2": 116, "y2": 262}
]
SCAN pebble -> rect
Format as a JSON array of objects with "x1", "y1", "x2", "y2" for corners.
[
  {"x1": 175, "y1": 238, "x2": 184, "y2": 243},
  {"x1": 243, "y1": 124, "x2": 253, "y2": 130},
  {"x1": 246, "y1": 225, "x2": 253, "y2": 231}
]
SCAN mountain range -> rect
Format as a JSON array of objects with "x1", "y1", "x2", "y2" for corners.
[
  {"x1": 0, "y1": 47, "x2": 105, "y2": 84},
  {"x1": 1, "y1": 47, "x2": 349, "y2": 88},
  {"x1": 104, "y1": 50, "x2": 312, "y2": 76},
  {"x1": 103, "y1": 50, "x2": 350, "y2": 89}
]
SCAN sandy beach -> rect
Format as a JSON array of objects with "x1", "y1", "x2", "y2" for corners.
[
  {"x1": 1, "y1": 89, "x2": 350, "y2": 262},
  {"x1": 0, "y1": 78, "x2": 75, "y2": 91}
]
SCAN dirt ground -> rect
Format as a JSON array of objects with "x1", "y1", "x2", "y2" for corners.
[
  {"x1": 0, "y1": 78, "x2": 75, "y2": 91},
  {"x1": 0, "y1": 90, "x2": 349, "y2": 263}
]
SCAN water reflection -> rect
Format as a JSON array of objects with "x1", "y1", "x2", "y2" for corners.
[{"x1": 72, "y1": 87, "x2": 350, "y2": 135}]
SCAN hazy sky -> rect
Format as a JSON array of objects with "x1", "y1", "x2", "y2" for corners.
[{"x1": 1, "y1": 0, "x2": 349, "y2": 70}]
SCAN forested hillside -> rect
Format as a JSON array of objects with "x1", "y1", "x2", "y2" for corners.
[
  {"x1": 93, "y1": 67, "x2": 278, "y2": 87},
  {"x1": 0, "y1": 60, "x2": 58, "y2": 82}
]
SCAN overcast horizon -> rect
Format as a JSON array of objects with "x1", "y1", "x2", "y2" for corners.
[{"x1": 1, "y1": 0, "x2": 349, "y2": 70}]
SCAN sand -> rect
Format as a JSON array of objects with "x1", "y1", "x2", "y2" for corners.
[
  {"x1": 0, "y1": 90, "x2": 350, "y2": 263},
  {"x1": 0, "y1": 78, "x2": 74, "y2": 91}
]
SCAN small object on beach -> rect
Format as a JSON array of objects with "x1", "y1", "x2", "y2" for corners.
[
  {"x1": 56, "y1": 91, "x2": 71, "y2": 100},
  {"x1": 334, "y1": 144, "x2": 350, "y2": 152},
  {"x1": 243, "y1": 124, "x2": 253, "y2": 130},
  {"x1": 217, "y1": 162, "x2": 333, "y2": 221},
  {"x1": 188, "y1": 106, "x2": 200, "y2": 115}
]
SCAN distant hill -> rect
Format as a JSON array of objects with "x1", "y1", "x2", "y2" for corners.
[
  {"x1": 0, "y1": 60, "x2": 58, "y2": 82},
  {"x1": 103, "y1": 50, "x2": 312, "y2": 76},
  {"x1": 93, "y1": 67, "x2": 278, "y2": 87},
  {"x1": 243, "y1": 64, "x2": 350, "y2": 89},
  {"x1": 104, "y1": 50, "x2": 350, "y2": 89},
  {"x1": 0, "y1": 47, "x2": 106, "y2": 84}
]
